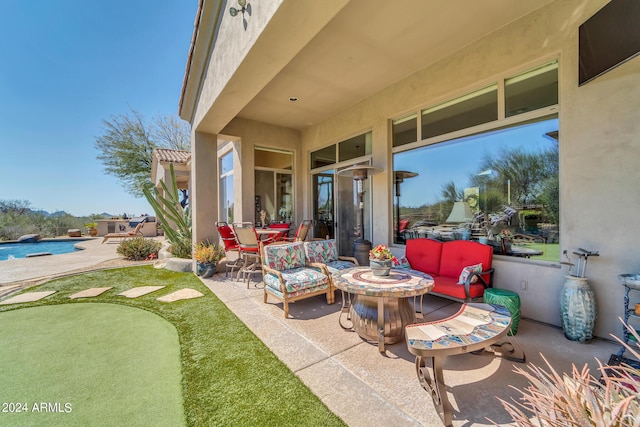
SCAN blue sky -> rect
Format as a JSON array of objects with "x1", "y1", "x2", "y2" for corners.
[
  {"x1": 394, "y1": 118, "x2": 559, "y2": 207},
  {"x1": 0, "y1": 0, "x2": 196, "y2": 216}
]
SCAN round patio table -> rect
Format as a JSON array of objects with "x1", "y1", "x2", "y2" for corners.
[{"x1": 333, "y1": 267, "x2": 434, "y2": 353}]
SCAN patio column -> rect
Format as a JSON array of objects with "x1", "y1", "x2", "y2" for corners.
[{"x1": 191, "y1": 131, "x2": 218, "y2": 246}]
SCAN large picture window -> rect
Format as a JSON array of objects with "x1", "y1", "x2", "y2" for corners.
[
  {"x1": 392, "y1": 60, "x2": 559, "y2": 261},
  {"x1": 393, "y1": 116, "x2": 558, "y2": 260},
  {"x1": 255, "y1": 148, "x2": 293, "y2": 225}
]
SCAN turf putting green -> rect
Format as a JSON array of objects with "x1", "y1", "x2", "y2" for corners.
[{"x1": 0, "y1": 303, "x2": 184, "y2": 427}]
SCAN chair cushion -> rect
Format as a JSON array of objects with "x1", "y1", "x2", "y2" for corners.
[
  {"x1": 263, "y1": 267, "x2": 329, "y2": 296},
  {"x1": 457, "y1": 263, "x2": 483, "y2": 284},
  {"x1": 405, "y1": 238, "x2": 442, "y2": 276},
  {"x1": 263, "y1": 242, "x2": 306, "y2": 270},
  {"x1": 431, "y1": 275, "x2": 486, "y2": 299},
  {"x1": 325, "y1": 259, "x2": 357, "y2": 275},
  {"x1": 303, "y1": 239, "x2": 338, "y2": 264},
  {"x1": 217, "y1": 224, "x2": 240, "y2": 251},
  {"x1": 439, "y1": 240, "x2": 492, "y2": 284}
]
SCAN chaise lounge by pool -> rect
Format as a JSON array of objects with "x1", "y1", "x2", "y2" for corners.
[{"x1": 0, "y1": 239, "x2": 86, "y2": 261}]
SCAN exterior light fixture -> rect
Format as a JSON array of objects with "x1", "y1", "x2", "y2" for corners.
[
  {"x1": 338, "y1": 164, "x2": 383, "y2": 265},
  {"x1": 229, "y1": 0, "x2": 251, "y2": 17}
]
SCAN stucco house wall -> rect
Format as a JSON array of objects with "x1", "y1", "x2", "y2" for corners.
[
  {"x1": 183, "y1": 0, "x2": 640, "y2": 340},
  {"x1": 299, "y1": 0, "x2": 640, "y2": 338}
]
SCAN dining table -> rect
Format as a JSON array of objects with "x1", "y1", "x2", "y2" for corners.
[{"x1": 255, "y1": 228, "x2": 290, "y2": 242}]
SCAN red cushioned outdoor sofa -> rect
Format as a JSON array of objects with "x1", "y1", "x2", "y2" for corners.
[{"x1": 405, "y1": 238, "x2": 494, "y2": 302}]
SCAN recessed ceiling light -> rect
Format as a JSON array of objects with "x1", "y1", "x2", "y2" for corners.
[{"x1": 289, "y1": 97, "x2": 298, "y2": 102}]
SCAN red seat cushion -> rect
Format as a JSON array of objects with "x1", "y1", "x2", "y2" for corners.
[{"x1": 430, "y1": 275, "x2": 486, "y2": 299}]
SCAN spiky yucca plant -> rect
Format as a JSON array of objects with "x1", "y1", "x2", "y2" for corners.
[
  {"x1": 497, "y1": 321, "x2": 640, "y2": 426},
  {"x1": 142, "y1": 163, "x2": 192, "y2": 259}
]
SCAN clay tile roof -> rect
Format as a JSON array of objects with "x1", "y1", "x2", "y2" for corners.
[{"x1": 155, "y1": 148, "x2": 191, "y2": 163}]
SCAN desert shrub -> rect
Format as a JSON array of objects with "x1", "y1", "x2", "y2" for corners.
[
  {"x1": 169, "y1": 234, "x2": 192, "y2": 259},
  {"x1": 117, "y1": 237, "x2": 161, "y2": 260},
  {"x1": 497, "y1": 322, "x2": 640, "y2": 426}
]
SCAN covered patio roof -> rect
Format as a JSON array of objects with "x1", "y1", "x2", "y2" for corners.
[{"x1": 180, "y1": 0, "x2": 554, "y2": 133}]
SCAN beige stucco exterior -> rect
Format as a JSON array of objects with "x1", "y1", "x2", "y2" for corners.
[{"x1": 180, "y1": 0, "x2": 640, "y2": 339}]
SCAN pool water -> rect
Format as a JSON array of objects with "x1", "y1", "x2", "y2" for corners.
[{"x1": 0, "y1": 240, "x2": 85, "y2": 261}]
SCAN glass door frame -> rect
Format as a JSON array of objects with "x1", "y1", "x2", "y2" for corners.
[{"x1": 310, "y1": 155, "x2": 374, "y2": 257}]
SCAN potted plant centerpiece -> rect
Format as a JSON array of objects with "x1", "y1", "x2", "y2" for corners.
[
  {"x1": 84, "y1": 222, "x2": 98, "y2": 237},
  {"x1": 369, "y1": 244, "x2": 397, "y2": 277},
  {"x1": 194, "y1": 241, "x2": 224, "y2": 278}
]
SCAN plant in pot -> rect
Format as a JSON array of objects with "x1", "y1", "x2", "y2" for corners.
[
  {"x1": 193, "y1": 241, "x2": 224, "y2": 278},
  {"x1": 84, "y1": 222, "x2": 98, "y2": 237},
  {"x1": 369, "y1": 244, "x2": 397, "y2": 277}
]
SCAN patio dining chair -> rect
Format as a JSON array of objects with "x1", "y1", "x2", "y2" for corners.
[
  {"x1": 232, "y1": 222, "x2": 263, "y2": 287},
  {"x1": 215, "y1": 221, "x2": 244, "y2": 278},
  {"x1": 283, "y1": 219, "x2": 312, "y2": 242}
]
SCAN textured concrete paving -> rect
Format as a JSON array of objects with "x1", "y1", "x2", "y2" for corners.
[
  {"x1": 0, "y1": 237, "x2": 124, "y2": 285},
  {"x1": 118, "y1": 286, "x2": 166, "y2": 298},
  {"x1": 199, "y1": 271, "x2": 621, "y2": 427},
  {"x1": 0, "y1": 291, "x2": 56, "y2": 305},
  {"x1": 69, "y1": 287, "x2": 113, "y2": 299}
]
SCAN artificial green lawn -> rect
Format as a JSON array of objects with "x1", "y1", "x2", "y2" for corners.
[
  {"x1": 0, "y1": 304, "x2": 184, "y2": 426},
  {"x1": 0, "y1": 266, "x2": 346, "y2": 427}
]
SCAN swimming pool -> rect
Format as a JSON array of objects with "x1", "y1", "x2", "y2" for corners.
[{"x1": 0, "y1": 240, "x2": 86, "y2": 261}]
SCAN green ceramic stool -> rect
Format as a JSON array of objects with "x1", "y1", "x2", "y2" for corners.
[{"x1": 484, "y1": 288, "x2": 521, "y2": 335}]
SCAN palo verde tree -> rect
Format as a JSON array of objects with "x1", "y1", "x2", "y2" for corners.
[{"x1": 95, "y1": 109, "x2": 191, "y2": 205}]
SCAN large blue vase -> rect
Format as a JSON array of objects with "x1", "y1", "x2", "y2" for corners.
[{"x1": 560, "y1": 275, "x2": 596, "y2": 342}]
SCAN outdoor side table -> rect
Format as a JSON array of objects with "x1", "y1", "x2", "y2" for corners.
[
  {"x1": 333, "y1": 267, "x2": 434, "y2": 353},
  {"x1": 405, "y1": 303, "x2": 526, "y2": 426}
]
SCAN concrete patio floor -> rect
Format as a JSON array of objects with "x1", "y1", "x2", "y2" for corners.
[
  {"x1": 0, "y1": 241, "x2": 623, "y2": 426},
  {"x1": 200, "y1": 270, "x2": 621, "y2": 427}
]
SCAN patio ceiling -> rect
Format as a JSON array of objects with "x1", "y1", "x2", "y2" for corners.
[{"x1": 229, "y1": 0, "x2": 554, "y2": 131}]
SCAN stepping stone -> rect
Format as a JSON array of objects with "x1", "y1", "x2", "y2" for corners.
[
  {"x1": 118, "y1": 286, "x2": 165, "y2": 298},
  {"x1": 0, "y1": 291, "x2": 56, "y2": 305},
  {"x1": 157, "y1": 288, "x2": 204, "y2": 303},
  {"x1": 69, "y1": 287, "x2": 113, "y2": 299}
]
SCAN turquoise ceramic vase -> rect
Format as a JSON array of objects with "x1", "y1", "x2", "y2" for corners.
[
  {"x1": 369, "y1": 258, "x2": 392, "y2": 276},
  {"x1": 560, "y1": 275, "x2": 596, "y2": 343}
]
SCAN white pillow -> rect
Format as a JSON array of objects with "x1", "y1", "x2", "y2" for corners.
[
  {"x1": 394, "y1": 256, "x2": 411, "y2": 269},
  {"x1": 458, "y1": 263, "x2": 483, "y2": 285}
]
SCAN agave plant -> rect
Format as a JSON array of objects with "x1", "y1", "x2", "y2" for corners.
[
  {"x1": 495, "y1": 320, "x2": 640, "y2": 426},
  {"x1": 142, "y1": 163, "x2": 192, "y2": 259}
]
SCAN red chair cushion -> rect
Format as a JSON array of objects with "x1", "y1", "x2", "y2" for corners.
[
  {"x1": 217, "y1": 224, "x2": 239, "y2": 251},
  {"x1": 439, "y1": 240, "x2": 493, "y2": 286},
  {"x1": 430, "y1": 275, "x2": 486, "y2": 299},
  {"x1": 405, "y1": 238, "x2": 442, "y2": 276}
]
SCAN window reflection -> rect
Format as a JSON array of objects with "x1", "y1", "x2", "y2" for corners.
[{"x1": 393, "y1": 116, "x2": 559, "y2": 261}]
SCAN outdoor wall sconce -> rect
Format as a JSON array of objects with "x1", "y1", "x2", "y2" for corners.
[
  {"x1": 338, "y1": 164, "x2": 382, "y2": 265},
  {"x1": 229, "y1": 0, "x2": 251, "y2": 18},
  {"x1": 229, "y1": 0, "x2": 251, "y2": 30}
]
